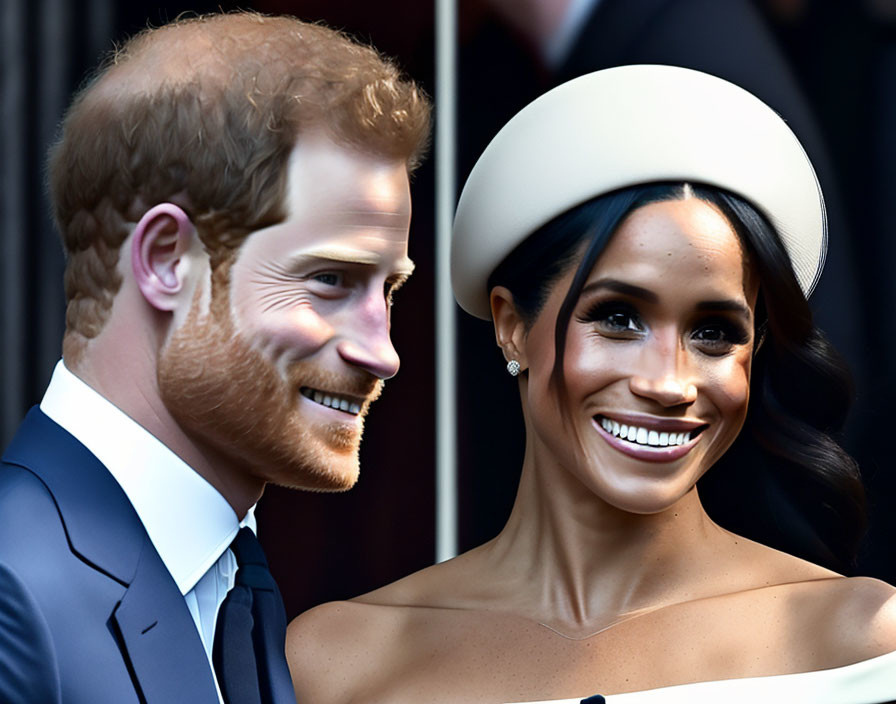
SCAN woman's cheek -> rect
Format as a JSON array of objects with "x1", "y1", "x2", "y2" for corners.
[{"x1": 706, "y1": 354, "x2": 752, "y2": 421}]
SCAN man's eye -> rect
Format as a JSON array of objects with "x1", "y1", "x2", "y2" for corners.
[{"x1": 313, "y1": 272, "x2": 342, "y2": 287}]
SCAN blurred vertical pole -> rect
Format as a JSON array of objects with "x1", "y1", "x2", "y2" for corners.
[
  {"x1": 435, "y1": 0, "x2": 458, "y2": 562},
  {"x1": 1, "y1": 0, "x2": 115, "y2": 448},
  {"x1": 34, "y1": 0, "x2": 73, "y2": 395},
  {"x1": 1, "y1": 0, "x2": 27, "y2": 447}
]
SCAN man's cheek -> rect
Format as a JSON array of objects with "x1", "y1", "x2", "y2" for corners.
[{"x1": 249, "y1": 308, "x2": 335, "y2": 359}]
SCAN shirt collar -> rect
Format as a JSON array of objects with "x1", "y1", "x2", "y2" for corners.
[{"x1": 40, "y1": 360, "x2": 256, "y2": 595}]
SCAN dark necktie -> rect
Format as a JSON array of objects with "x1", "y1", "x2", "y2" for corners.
[{"x1": 212, "y1": 528, "x2": 297, "y2": 704}]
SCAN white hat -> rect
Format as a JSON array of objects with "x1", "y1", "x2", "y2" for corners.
[{"x1": 451, "y1": 64, "x2": 826, "y2": 320}]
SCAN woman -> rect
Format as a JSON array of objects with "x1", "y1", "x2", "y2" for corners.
[{"x1": 287, "y1": 66, "x2": 896, "y2": 703}]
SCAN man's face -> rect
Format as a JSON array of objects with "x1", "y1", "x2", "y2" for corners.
[{"x1": 158, "y1": 134, "x2": 413, "y2": 492}]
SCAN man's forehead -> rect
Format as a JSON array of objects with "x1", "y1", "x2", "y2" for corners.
[
  {"x1": 284, "y1": 134, "x2": 410, "y2": 203},
  {"x1": 321, "y1": 207, "x2": 412, "y2": 232}
]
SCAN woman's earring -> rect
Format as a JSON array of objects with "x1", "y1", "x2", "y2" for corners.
[{"x1": 506, "y1": 359, "x2": 521, "y2": 377}]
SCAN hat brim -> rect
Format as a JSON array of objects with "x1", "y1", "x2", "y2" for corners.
[{"x1": 451, "y1": 65, "x2": 826, "y2": 320}]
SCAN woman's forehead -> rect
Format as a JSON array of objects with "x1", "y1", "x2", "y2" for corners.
[{"x1": 580, "y1": 199, "x2": 756, "y2": 302}]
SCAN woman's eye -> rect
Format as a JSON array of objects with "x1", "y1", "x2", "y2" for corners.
[
  {"x1": 603, "y1": 311, "x2": 641, "y2": 332},
  {"x1": 694, "y1": 326, "x2": 726, "y2": 342},
  {"x1": 692, "y1": 322, "x2": 748, "y2": 353},
  {"x1": 579, "y1": 302, "x2": 644, "y2": 335}
]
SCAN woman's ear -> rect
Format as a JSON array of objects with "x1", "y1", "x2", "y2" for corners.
[
  {"x1": 131, "y1": 203, "x2": 201, "y2": 312},
  {"x1": 490, "y1": 286, "x2": 528, "y2": 373}
]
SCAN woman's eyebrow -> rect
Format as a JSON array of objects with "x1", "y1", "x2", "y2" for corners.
[
  {"x1": 581, "y1": 279, "x2": 751, "y2": 318},
  {"x1": 695, "y1": 299, "x2": 752, "y2": 319},
  {"x1": 580, "y1": 278, "x2": 659, "y2": 303}
]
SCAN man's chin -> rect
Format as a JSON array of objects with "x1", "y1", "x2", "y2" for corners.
[
  {"x1": 270, "y1": 457, "x2": 360, "y2": 493},
  {"x1": 263, "y1": 431, "x2": 362, "y2": 492}
]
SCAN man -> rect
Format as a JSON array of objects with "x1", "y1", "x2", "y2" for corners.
[{"x1": 0, "y1": 11, "x2": 430, "y2": 704}]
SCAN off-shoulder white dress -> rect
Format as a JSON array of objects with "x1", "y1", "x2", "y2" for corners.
[{"x1": 507, "y1": 649, "x2": 896, "y2": 703}]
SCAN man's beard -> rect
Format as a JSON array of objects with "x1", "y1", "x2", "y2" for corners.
[{"x1": 157, "y1": 289, "x2": 382, "y2": 492}]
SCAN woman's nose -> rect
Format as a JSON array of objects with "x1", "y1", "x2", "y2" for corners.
[
  {"x1": 629, "y1": 375, "x2": 698, "y2": 406},
  {"x1": 629, "y1": 335, "x2": 697, "y2": 407}
]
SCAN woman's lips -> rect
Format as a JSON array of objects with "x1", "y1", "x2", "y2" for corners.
[{"x1": 592, "y1": 414, "x2": 705, "y2": 462}]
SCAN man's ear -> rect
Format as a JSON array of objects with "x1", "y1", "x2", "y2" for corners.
[
  {"x1": 490, "y1": 286, "x2": 528, "y2": 373},
  {"x1": 131, "y1": 203, "x2": 200, "y2": 312}
]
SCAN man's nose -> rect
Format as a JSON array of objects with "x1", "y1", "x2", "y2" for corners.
[
  {"x1": 628, "y1": 334, "x2": 697, "y2": 407},
  {"x1": 336, "y1": 290, "x2": 400, "y2": 380}
]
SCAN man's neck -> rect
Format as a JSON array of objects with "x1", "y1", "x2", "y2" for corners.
[{"x1": 67, "y1": 346, "x2": 264, "y2": 521}]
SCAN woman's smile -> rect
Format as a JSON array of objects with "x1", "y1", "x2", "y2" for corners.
[{"x1": 593, "y1": 413, "x2": 708, "y2": 462}]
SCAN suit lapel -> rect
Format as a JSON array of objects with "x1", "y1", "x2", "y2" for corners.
[
  {"x1": 112, "y1": 538, "x2": 219, "y2": 703},
  {"x1": 3, "y1": 408, "x2": 142, "y2": 584},
  {"x1": 3, "y1": 409, "x2": 218, "y2": 703}
]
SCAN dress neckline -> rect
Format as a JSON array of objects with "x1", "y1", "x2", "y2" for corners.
[{"x1": 505, "y1": 648, "x2": 896, "y2": 704}]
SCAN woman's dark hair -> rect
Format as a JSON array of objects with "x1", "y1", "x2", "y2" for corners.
[{"x1": 488, "y1": 183, "x2": 867, "y2": 572}]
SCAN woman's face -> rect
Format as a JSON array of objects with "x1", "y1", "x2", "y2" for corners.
[{"x1": 520, "y1": 197, "x2": 759, "y2": 514}]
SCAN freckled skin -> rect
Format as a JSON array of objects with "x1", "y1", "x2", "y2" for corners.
[{"x1": 286, "y1": 198, "x2": 896, "y2": 704}]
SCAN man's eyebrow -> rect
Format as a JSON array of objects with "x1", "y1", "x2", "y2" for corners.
[{"x1": 286, "y1": 248, "x2": 415, "y2": 275}]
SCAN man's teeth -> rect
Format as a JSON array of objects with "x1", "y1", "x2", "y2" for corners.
[
  {"x1": 599, "y1": 417, "x2": 692, "y2": 447},
  {"x1": 301, "y1": 388, "x2": 362, "y2": 415}
]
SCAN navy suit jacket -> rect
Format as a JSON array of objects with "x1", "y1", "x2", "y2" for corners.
[{"x1": 0, "y1": 408, "x2": 220, "y2": 703}]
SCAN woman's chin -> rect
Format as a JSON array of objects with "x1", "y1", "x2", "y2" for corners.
[{"x1": 573, "y1": 466, "x2": 703, "y2": 516}]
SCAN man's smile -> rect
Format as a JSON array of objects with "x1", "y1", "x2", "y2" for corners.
[{"x1": 300, "y1": 386, "x2": 364, "y2": 415}]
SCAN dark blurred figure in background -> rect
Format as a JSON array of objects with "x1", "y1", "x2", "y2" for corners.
[{"x1": 756, "y1": 0, "x2": 896, "y2": 583}]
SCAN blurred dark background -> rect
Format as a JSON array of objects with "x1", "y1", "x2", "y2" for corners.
[{"x1": 1, "y1": 0, "x2": 894, "y2": 620}]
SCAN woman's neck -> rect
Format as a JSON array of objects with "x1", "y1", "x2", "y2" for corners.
[{"x1": 483, "y1": 444, "x2": 731, "y2": 638}]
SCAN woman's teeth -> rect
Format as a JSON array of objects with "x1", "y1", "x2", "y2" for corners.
[
  {"x1": 598, "y1": 417, "x2": 693, "y2": 447},
  {"x1": 300, "y1": 388, "x2": 362, "y2": 415}
]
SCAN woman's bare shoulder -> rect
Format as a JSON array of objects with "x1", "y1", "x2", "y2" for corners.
[
  {"x1": 286, "y1": 599, "x2": 412, "y2": 703},
  {"x1": 746, "y1": 540, "x2": 896, "y2": 637},
  {"x1": 708, "y1": 533, "x2": 896, "y2": 666},
  {"x1": 286, "y1": 556, "x2": 478, "y2": 703},
  {"x1": 744, "y1": 551, "x2": 896, "y2": 665},
  {"x1": 816, "y1": 575, "x2": 896, "y2": 661}
]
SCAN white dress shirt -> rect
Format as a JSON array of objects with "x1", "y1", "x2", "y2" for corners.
[{"x1": 40, "y1": 360, "x2": 255, "y2": 702}]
